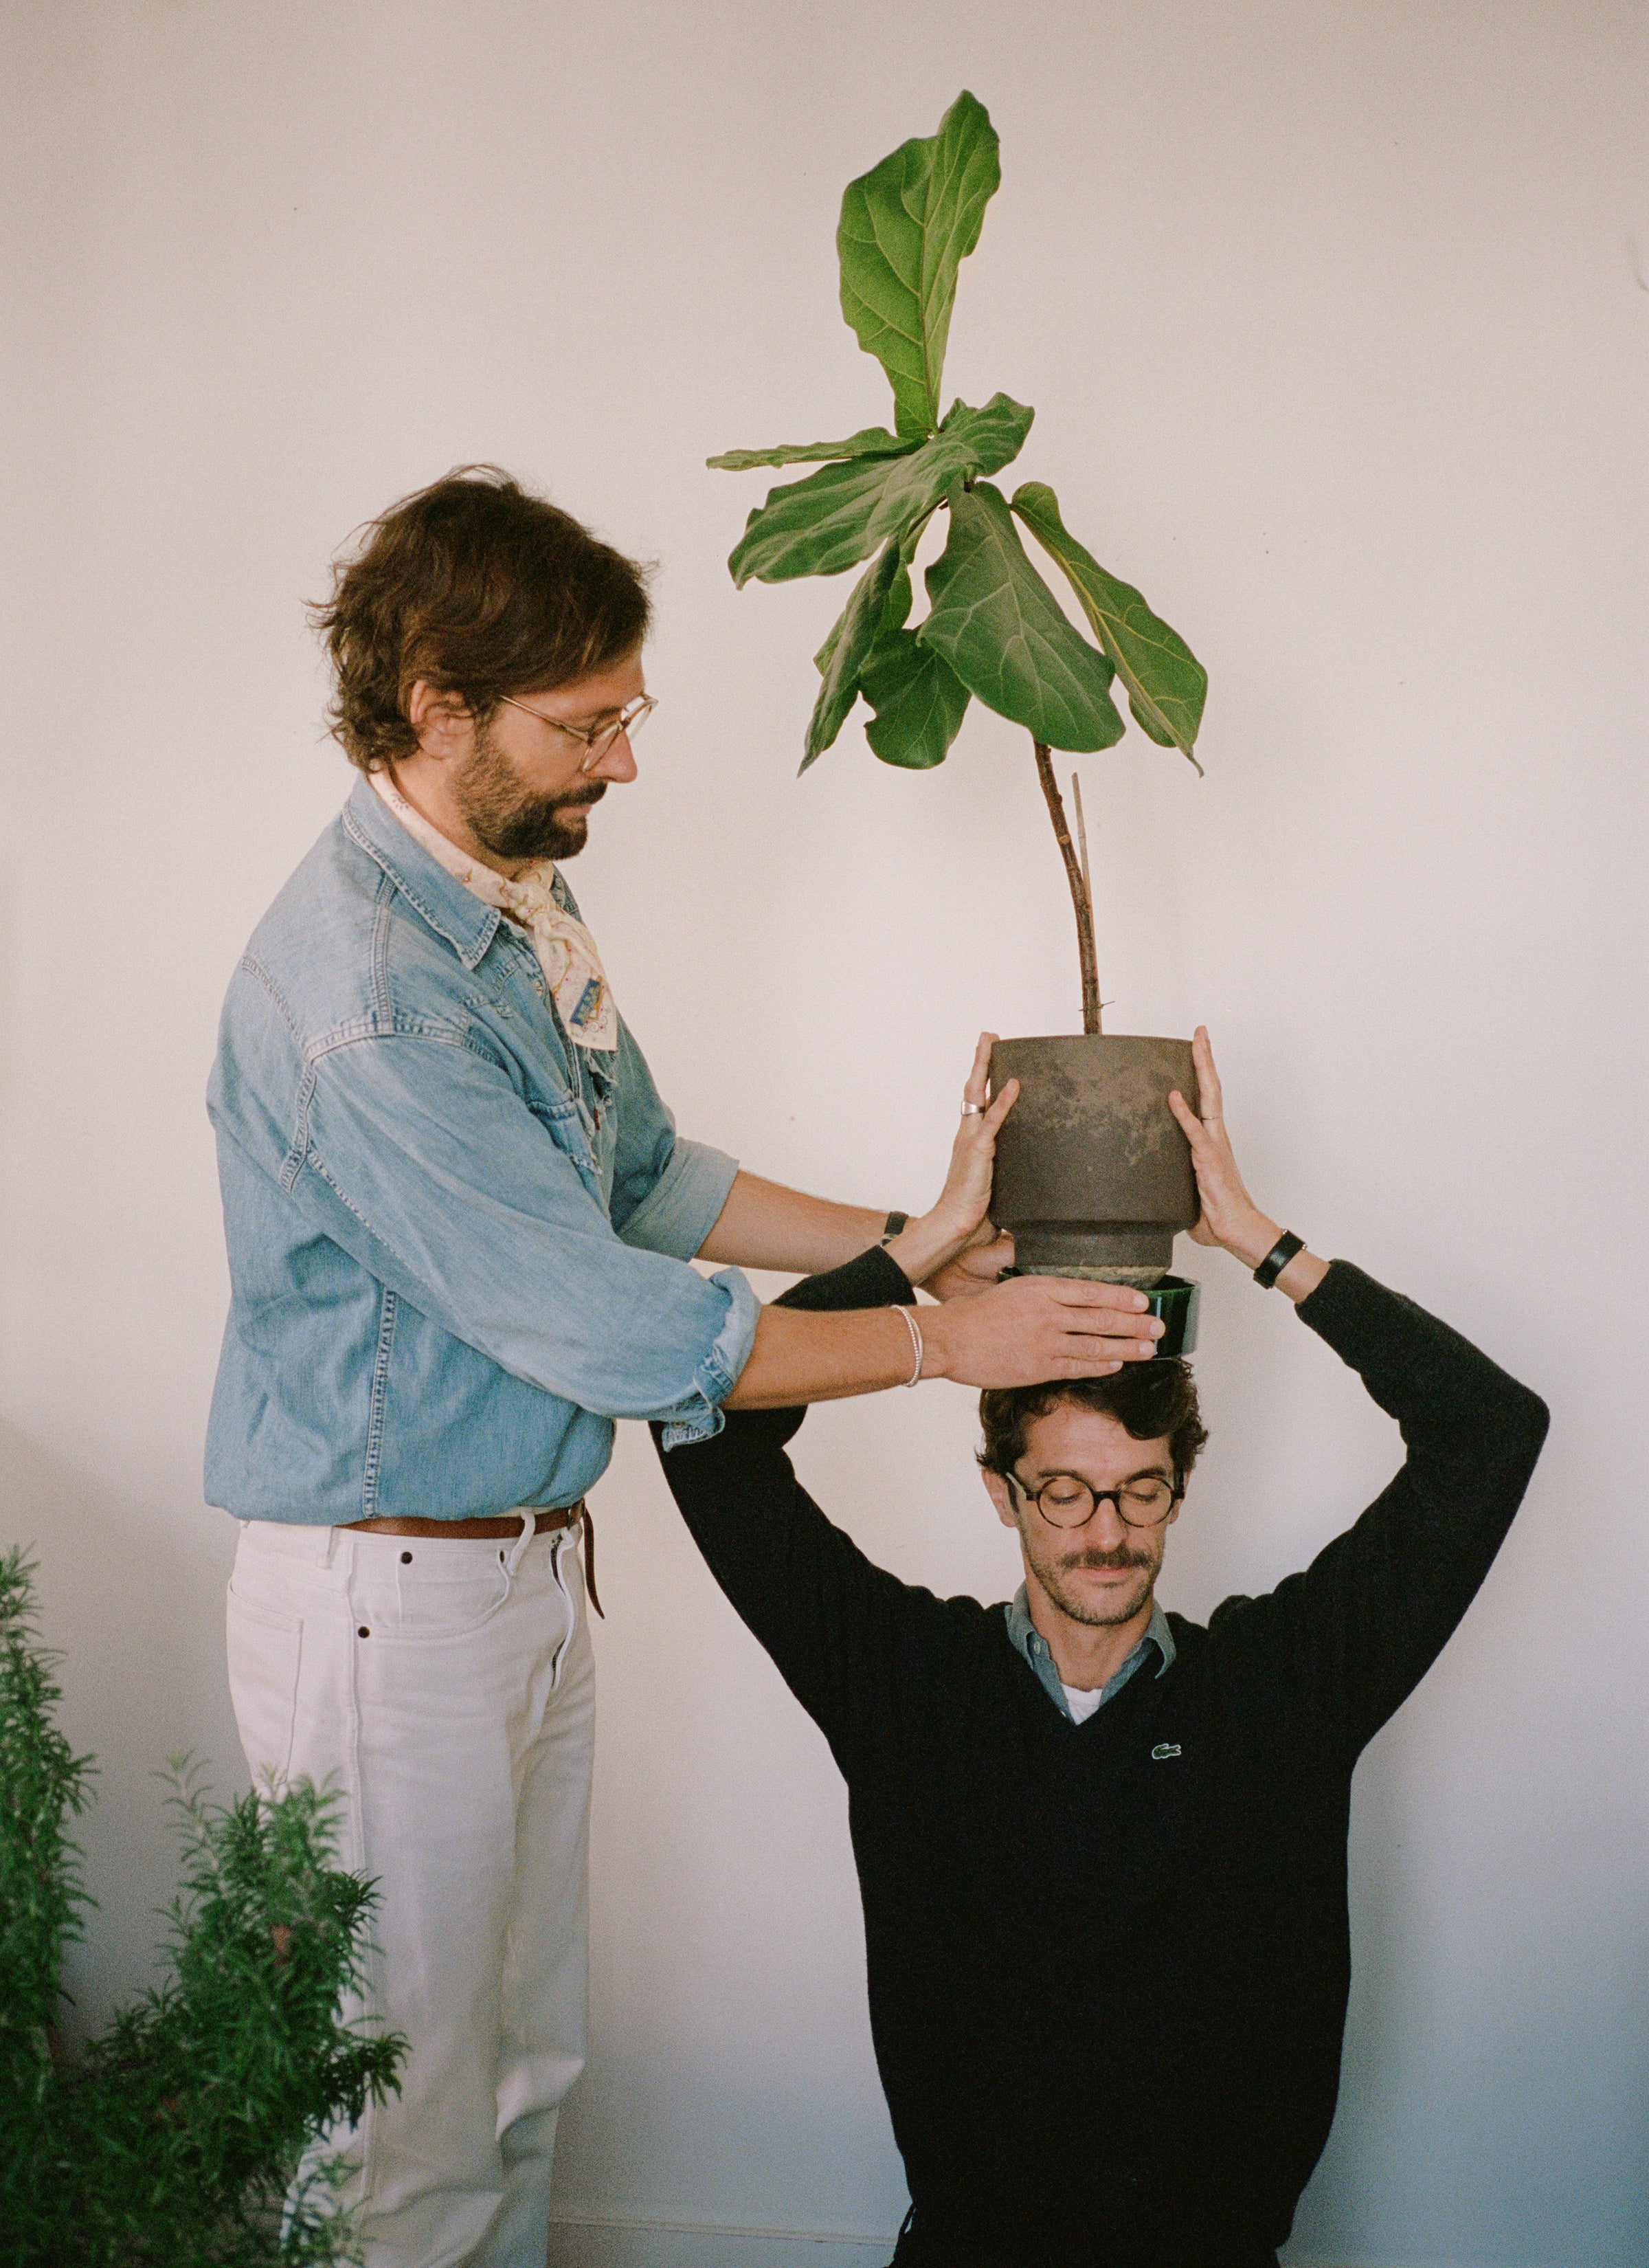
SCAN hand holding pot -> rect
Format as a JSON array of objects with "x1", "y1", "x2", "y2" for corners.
[
  {"x1": 1167, "y1": 1028, "x2": 1268, "y2": 1256},
  {"x1": 920, "y1": 1272, "x2": 1165, "y2": 1385},
  {"x1": 1167, "y1": 1028, "x2": 1327, "y2": 1301},
  {"x1": 883, "y1": 1034, "x2": 1018, "y2": 1294}
]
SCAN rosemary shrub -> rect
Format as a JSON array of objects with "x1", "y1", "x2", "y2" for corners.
[{"x1": 0, "y1": 1546, "x2": 404, "y2": 2265}]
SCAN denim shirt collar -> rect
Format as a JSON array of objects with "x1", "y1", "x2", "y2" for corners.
[
  {"x1": 340, "y1": 772, "x2": 506, "y2": 971},
  {"x1": 1004, "y1": 1586, "x2": 1176, "y2": 1721}
]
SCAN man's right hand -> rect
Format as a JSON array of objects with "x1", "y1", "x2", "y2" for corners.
[
  {"x1": 723, "y1": 1273, "x2": 1163, "y2": 1410},
  {"x1": 920, "y1": 1273, "x2": 1163, "y2": 1386}
]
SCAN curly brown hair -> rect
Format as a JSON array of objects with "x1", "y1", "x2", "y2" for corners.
[
  {"x1": 311, "y1": 466, "x2": 653, "y2": 772},
  {"x1": 978, "y1": 1361, "x2": 1208, "y2": 1489}
]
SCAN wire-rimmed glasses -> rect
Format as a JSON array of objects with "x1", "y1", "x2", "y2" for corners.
[
  {"x1": 497, "y1": 692, "x2": 658, "y2": 772},
  {"x1": 1003, "y1": 1469, "x2": 1183, "y2": 1531}
]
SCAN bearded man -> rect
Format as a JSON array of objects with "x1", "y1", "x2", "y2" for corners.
[{"x1": 204, "y1": 467, "x2": 1160, "y2": 2267}]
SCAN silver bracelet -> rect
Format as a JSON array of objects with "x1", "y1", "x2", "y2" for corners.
[{"x1": 897, "y1": 1304, "x2": 924, "y2": 1387}]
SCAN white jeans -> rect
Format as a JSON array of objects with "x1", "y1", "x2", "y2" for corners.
[{"x1": 226, "y1": 1515, "x2": 596, "y2": 2268}]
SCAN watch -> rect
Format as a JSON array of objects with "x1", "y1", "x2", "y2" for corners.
[{"x1": 1253, "y1": 1231, "x2": 1305, "y2": 1289}]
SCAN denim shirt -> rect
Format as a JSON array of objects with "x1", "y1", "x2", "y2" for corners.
[
  {"x1": 205, "y1": 775, "x2": 758, "y2": 1522},
  {"x1": 1004, "y1": 1588, "x2": 1176, "y2": 1719}
]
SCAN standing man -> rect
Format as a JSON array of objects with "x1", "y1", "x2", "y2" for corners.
[{"x1": 205, "y1": 467, "x2": 1160, "y2": 2268}]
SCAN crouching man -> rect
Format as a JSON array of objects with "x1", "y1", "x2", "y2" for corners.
[{"x1": 653, "y1": 1030, "x2": 1549, "y2": 2268}]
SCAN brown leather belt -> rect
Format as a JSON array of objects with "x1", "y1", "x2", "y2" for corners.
[{"x1": 341, "y1": 1499, "x2": 602, "y2": 1617}]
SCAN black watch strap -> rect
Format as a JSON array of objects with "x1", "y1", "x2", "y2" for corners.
[
  {"x1": 1253, "y1": 1231, "x2": 1305, "y2": 1289},
  {"x1": 881, "y1": 1211, "x2": 909, "y2": 1245}
]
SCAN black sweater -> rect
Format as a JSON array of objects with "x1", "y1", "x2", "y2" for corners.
[{"x1": 654, "y1": 1254, "x2": 1548, "y2": 2267}]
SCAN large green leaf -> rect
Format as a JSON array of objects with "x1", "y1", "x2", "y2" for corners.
[
  {"x1": 936, "y1": 392, "x2": 1034, "y2": 478},
  {"x1": 837, "y1": 91, "x2": 1000, "y2": 437},
  {"x1": 859, "y1": 564, "x2": 972, "y2": 769},
  {"x1": 919, "y1": 482, "x2": 1125, "y2": 752},
  {"x1": 802, "y1": 542, "x2": 902, "y2": 772},
  {"x1": 859, "y1": 394, "x2": 1028, "y2": 543},
  {"x1": 727, "y1": 394, "x2": 1033, "y2": 587},
  {"x1": 728, "y1": 454, "x2": 901, "y2": 586},
  {"x1": 1011, "y1": 481, "x2": 1208, "y2": 766},
  {"x1": 707, "y1": 427, "x2": 920, "y2": 472}
]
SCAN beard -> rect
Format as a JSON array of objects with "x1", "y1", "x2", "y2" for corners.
[
  {"x1": 1022, "y1": 1531, "x2": 1163, "y2": 1629},
  {"x1": 453, "y1": 724, "x2": 607, "y2": 863}
]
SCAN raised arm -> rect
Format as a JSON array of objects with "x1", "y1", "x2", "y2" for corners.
[
  {"x1": 655, "y1": 1246, "x2": 966, "y2": 1776},
  {"x1": 1264, "y1": 1263, "x2": 1549, "y2": 1755},
  {"x1": 1170, "y1": 1028, "x2": 1549, "y2": 1756}
]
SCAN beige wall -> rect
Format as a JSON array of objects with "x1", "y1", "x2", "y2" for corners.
[{"x1": 2, "y1": 3, "x2": 1644, "y2": 2261}]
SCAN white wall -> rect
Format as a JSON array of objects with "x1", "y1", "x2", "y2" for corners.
[{"x1": 2, "y1": 3, "x2": 1644, "y2": 2261}]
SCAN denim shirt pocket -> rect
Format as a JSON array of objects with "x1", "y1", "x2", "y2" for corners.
[
  {"x1": 473, "y1": 944, "x2": 594, "y2": 1188},
  {"x1": 535, "y1": 983, "x2": 617, "y2": 1198},
  {"x1": 526, "y1": 1088, "x2": 604, "y2": 1205}
]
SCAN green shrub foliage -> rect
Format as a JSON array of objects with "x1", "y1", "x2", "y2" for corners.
[{"x1": 0, "y1": 1547, "x2": 404, "y2": 2265}]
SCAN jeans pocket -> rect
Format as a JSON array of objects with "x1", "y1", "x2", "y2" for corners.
[
  {"x1": 368, "y1": 1551, "x2": 513, "y2": 1643},
  {"x1": 226, "y1": 1589, "x2": 304, "y2": 1788}
]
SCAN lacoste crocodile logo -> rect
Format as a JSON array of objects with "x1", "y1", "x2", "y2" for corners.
[{"x1": 1151, "y1": 1743, "x2": 1182, "y2": 1761}]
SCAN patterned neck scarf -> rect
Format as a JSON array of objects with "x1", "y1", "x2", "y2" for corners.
[{"x1": 370, "y1": 770, "x2": 618, "y2": 1051}]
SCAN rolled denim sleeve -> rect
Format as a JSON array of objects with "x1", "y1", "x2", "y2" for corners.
[
  {"x1": 604, "y1": 1015, "x2": 738, "y2": 1257},
  {"x1": 617, "y1": 1136, "x2": 739, "y2": 1260},
  {"x1": 658, "y1": 1266, "x2": 762, "y2": 1447},
  {"x1": 290, "y1": 1028, "x2": 759, "y2": 1427}
]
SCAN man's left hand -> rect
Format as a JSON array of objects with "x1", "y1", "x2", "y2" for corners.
[{"x1": 1167, "y1": 1027, "x2": 1329, "y2": 1303}]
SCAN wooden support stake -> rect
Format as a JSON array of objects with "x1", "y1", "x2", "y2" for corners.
[{"x1": 1033, "y1": 740, "x2": 1101, "y2": 1035}]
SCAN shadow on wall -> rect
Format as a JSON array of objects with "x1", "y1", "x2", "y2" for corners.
[
  {"x1": 0, "y1": 1419, "x2": 243, "y2": 2046},
  {"x1": 1283, "y1": 1716, "x2": 1411, "y2": 2258}
]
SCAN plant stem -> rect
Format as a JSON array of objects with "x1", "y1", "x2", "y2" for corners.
[{"x1": 1033, "y1": 739, "x2": 1101, "y2": 1035}]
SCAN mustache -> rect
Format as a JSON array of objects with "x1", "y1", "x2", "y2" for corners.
[
  {"x1": 1061, "y1": 1545, "x2": 1153, "y2": 1573},
  {"x1": 557, "y1": 781, "x2": 607, "y2": 810}
]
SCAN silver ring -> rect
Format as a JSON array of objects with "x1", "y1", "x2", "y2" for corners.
[{"x1": 961, "y1": 1102, "x2": 985, "y2": 1117}]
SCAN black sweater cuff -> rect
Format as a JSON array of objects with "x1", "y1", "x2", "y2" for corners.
[{"x1": 772, "y1": 1244, "x2": 917, "y2": 1313}]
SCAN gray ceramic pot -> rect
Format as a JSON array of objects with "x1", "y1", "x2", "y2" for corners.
[{"x1": 987, "y1": 1034, "x2": 1200, "y2": 1282}]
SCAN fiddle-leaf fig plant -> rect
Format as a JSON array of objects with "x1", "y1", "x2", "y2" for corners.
[{"x1": 710, "y1": 90, "x2": 1209, "y2": 1039}]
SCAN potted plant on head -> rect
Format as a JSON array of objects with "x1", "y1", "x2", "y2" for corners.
[{"x1": 710, "y1": 93, "x2": 1210, "y2": 1342}]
